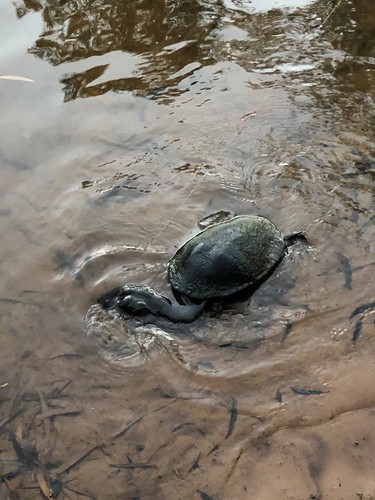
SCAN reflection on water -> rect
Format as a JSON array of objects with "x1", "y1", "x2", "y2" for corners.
[
  {"x1": 0, "y1": 0, "x2": 375, "y2": 497},
  {"x1": 14, "y1": 0, "x2": 323, "y2": 102},
  {"x1": 15, "y1": 0, "x2": 219, "y2": 101}
]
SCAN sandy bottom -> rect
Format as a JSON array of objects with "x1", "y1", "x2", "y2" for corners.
[{"x1": 1, "y1": 298, "x2": 375, "y2": 500}]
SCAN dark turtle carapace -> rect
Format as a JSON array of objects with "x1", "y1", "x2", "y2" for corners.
[{"x1": 98, "y1": 215, "x2": 304, "y2": 323}]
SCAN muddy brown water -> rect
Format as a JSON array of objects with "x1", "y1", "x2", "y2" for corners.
[{"x1": 0, "y1": 0, "x2": 375, "y2": 498}]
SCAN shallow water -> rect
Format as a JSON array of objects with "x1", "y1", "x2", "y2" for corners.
[{"x1": 0, "y1": 0, "x2": 375, "y2": 498}]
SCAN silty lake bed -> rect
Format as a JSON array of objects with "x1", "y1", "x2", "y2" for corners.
[{"x1": 0, "y1": 0, "x2": 374, "y2": 498}]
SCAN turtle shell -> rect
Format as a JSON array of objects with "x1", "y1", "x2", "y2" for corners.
[{"x1": 167, "y1": 215, "x2": 286, "y2": 300}]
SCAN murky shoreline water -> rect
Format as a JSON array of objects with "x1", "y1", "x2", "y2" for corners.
[{"x1": 1, "y1": 0, "x2": 375, "y2": 498}]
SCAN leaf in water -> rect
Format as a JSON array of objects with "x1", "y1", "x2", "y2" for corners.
[{"x1": 0, "y1": 75, "x2": 34, "y2": 82}]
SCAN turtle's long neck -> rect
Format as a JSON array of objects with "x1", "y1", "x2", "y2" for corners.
[
  {"x1": 114, "y1": 286, "x2": 206, "y2": 323},
  {"x1": 159, "y1": 298, "x2": 206, "y2": 322}
]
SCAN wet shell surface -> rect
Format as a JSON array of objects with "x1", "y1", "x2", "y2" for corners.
[{"x1": 168, "y1": 215, "x2": 286, "y2": 300}]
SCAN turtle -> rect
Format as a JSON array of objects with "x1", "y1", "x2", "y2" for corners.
[{"x1": 98, "y1": 215, "x2": 304, "y2": 323}]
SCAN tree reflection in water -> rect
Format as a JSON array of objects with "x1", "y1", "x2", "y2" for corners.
[
  {"x1": 14, "y1": 0, "x2": 219, "y2": 101},
  {"x1": 13, "y1": 0, "x2": 375, "y2": 106}
]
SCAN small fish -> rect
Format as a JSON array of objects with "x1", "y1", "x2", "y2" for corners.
[
  {"x1": 225, "y1": 396, "x2": 238, "y2": 439},
  {"x1": 281, "y1": 320, "x2": 293, "y2": 342},
  {"x1": 207, "y1": 444, "x2": 220, "y2": 455},
  {"x1": 0, "y1": 297, "x2": 40, "y2": 307},
  {"x1": 49, "y1": 353, "x2": 82, "y2": 361},
  {"x1": 188, "y1": 452, "x2": 201, "y2": 473},
  {"x1": 275, "y1": 388, "x2": 282, "y2": 403},
  {"x1": 335, "y1": 251, "x2": 352, "y2": 290},
  {"x1": 197, "y1": 491, "x2": 212, "y2": 500},
  {"x1": 349, "y1": 302, "x2": 375, "y2": 320},
  {"x1": 0, "y1": 297, "x2": 26, "y2": 305},
  {"x1": 0, "y1": 208, "x2": 11, "y2": 217},
  {"x1": 290, "y1": 386, "x2": 328, "y2": 396},
  {"x1": 349, "y1": 210, "x2": 359, "y2": 223},
  {"x1": 352, "y1": 318, "x2": 363, "y2": 341}
]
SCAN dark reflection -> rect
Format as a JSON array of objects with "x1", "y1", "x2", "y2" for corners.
[
  {"x1": 16, "y1": 0, "x2": 213, "y2": 63},
  {"x1": 318, "y1": 0, "x2": 375, "y2": 96},
  {"x1": 15, "y1": 0, "x2": 219, "y2": 101},
  {"x1": 14, "y1": 0, "x2": 375, "y2": 109},
  {"x1": 323, "y1": 0, "x2": 375, "y2": 57}
]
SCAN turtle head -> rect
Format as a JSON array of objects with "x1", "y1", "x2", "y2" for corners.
[
  {"x1": 116, "y1": 287, "x2": 155, "y2": 316},
  {"x1": 115, "y1": 285, "x2": 173, "y2": 318}
]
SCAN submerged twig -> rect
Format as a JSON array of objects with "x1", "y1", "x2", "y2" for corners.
[
  {"x1": 109, "y1": 463, "x2": 156, "y2": 469},
  {"x1": 35, "y1": 470, "x2": 54, "y2": 500},
  {"x1": 37, "y1": 390, "x2": 51, "y2": 441},
  {"x1": 0, "y1": 409, "x2": 22, "y2": 433},
  {"x1": 10, "y1": 433, "x2": 56, "y2": 498},
  {"x1": 112, "y1": 401, "x2": 176, "y2": 439},
  {"x1": 35, "y1": 407, "x2": 81, "y2": 425},
  {"x1": 112, "y1": 414, "x2": 146, "y2": 439},
  {"x1": 188, "y1": 453, "x2": 201, "y2": 473},
  {"x1": 53, "y1": 444, "x2": 102, "y2": 477},
  {"x1": 48, "y1": 379, "x2": 73, "y2": 398}
]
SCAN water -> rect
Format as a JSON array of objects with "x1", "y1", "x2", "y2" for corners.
[{"x1": 0, "y1": 0, "x2": 374, "y2": 498}]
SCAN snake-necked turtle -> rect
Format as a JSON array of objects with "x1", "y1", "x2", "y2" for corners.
[{"x1": 98, "y1": 215, "x2": 304, "y2": 323}]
